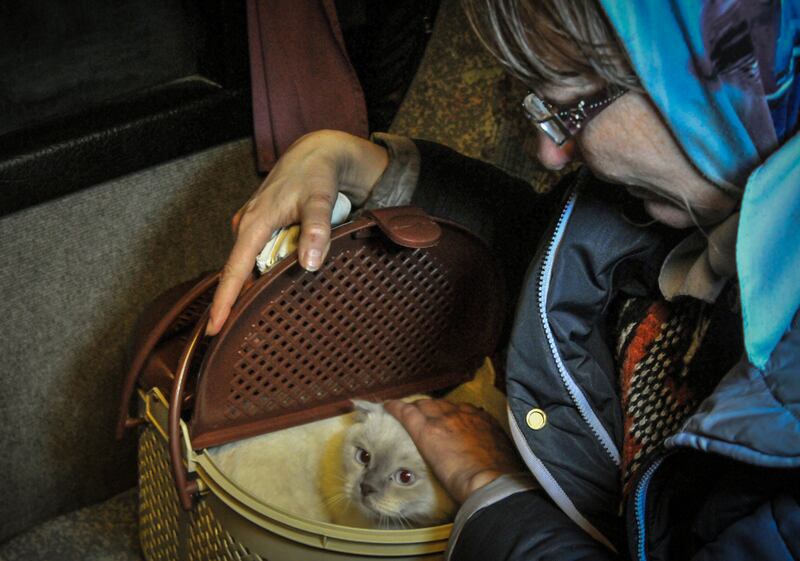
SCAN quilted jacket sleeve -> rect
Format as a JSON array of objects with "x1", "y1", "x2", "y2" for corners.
[{"x1": 449, "y1": 490, "x2": 619, "y2": 561}]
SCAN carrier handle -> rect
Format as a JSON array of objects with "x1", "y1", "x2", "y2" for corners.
[
  {"x1": 160, "y1": 209, "x2": 441, "y2": 508},
  {"x1": 168, "y1": 307, "x2": 210, "y2": 510},
  {"x1": 118, "y1": 206, "x2": 441, "y2": 439},
  {"x1": 134, "y1": 206, "x2": 449, "y2": 507},
  {"x1": 118, "y1": 206, "x2": 440, "y2": 431},
  {"x1": 116, "y1": 272, "x2": 220, "y2": 439}
]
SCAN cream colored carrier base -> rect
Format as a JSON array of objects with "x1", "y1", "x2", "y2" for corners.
[{"x1": 137, "y1": 359, "x2": 506, "y2": 561}]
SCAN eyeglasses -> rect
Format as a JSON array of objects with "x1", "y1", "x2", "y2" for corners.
[{"x1": 522, "y1": 86, "x2": 628, "y2": 146}]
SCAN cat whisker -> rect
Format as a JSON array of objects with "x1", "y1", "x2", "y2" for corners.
[
  {"x1": 327, "y1": 497, "x2": 348, "y2": 509},
  {"x1": 324, "y1": 497, "x2": 342, "y2": 507},
  {"x1": 324, "y1": 493, "x2": 349, "y2": 508}
]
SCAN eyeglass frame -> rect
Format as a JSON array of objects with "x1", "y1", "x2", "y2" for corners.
[{"x1": 522, "y1": 85, "x2": 628, "y2": 146}]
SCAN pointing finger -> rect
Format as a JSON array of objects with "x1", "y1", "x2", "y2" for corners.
[{"x1": 208, "y1": 222, "x2": 273, "y2": 335}]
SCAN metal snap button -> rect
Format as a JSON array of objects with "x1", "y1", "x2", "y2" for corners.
[{"x1": 526, "y1": 408, "x2": 547, "y2": 430}]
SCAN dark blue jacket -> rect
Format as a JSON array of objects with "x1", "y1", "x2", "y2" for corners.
[{"x1": 409, "y1": 140, "x2": 800, "y2": 561}]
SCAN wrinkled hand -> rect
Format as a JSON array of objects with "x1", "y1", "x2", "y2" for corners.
[
  {"x1": 207, "y1": 130, "x2": 388, "y2": 335},
  {"x1": 384, "y1": 398, "x2": 524, "y2": 504}
]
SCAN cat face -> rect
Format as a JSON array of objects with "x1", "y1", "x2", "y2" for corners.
[{"x1": 339, "y1": 400, "x2": 456, "y2": 528}]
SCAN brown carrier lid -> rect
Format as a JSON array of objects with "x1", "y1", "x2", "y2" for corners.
[{"x1": 189, "y1": 207, "x2": 505, "y2": 449}]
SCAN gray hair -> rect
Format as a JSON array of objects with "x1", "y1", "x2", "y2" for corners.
[{"x1": 461, "y1": 0, "x2": 640, "y2": 90}]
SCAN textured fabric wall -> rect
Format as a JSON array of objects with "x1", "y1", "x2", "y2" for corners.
[
  {"x1": 388, "y1": 0, "x2": 572, "y2": 192},
  {"x1": 0, "y1": 138, "x2": 261, "y2": 541}
]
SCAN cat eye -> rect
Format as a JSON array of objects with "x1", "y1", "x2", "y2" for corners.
[
  {"x1": 355, "y1": 447, "x2": 371, "y2": 466},
  {"x1": 392, "y1": 469, "x2": 416, "y2": 485}
]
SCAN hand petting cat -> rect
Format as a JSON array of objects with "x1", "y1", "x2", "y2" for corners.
[{"x1": 384, "y1": 399, "x2": 524, "y2": 504}]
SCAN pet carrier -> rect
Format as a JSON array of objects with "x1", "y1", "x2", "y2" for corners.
[{"x1": 117, "y1": 206, "x2": 506, "y2": 560}]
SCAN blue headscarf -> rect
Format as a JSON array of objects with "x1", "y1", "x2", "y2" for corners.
[{"x1": 599, "y1": 0, "x2": 800, "y2": 369}]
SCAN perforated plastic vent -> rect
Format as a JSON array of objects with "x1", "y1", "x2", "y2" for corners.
[
  {"x1": 190, "y1": 217, "x2": 504, "y2": 449},
  {"x1": 227, "y1": 245, "x2": 452, "y2": 419},
  {"x1": 168, "y1": 288, "x2": 214, "y2": 337}
]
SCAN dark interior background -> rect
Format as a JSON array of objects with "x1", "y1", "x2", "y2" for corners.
[{"x1": 0, "y1": 0, "x2": 439, "y2": 217}]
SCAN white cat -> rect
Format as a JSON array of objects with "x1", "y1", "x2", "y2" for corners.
[
  {"x1": 321, "y1": 400, "x2": 457, "y2": 528},
  {"x1": 208, "y1": 399, "x2": 457, "y2": 529}
]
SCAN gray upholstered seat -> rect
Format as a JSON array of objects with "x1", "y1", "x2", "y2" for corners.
[{"x1": 0, "y1": 489, "x2": 140, "y2": 561}]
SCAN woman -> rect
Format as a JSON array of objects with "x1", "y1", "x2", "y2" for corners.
[{"x1": 209, "y1": 1, "x2": 800, "y2": 559}]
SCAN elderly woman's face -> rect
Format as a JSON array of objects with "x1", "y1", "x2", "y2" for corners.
[{"x1": 534, "y1": 81, "x2": 737, "y2": 228}]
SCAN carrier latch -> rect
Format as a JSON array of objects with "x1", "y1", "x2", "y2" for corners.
[{"x1": 366, "y1": 206, "x2": 442, "y2": 248}]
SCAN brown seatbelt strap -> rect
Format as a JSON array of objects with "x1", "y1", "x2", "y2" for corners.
[{"x1": 246, "y1": 0, "x2": 369, "y2": 172}]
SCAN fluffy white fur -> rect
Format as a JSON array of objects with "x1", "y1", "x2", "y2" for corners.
[
  {"x1": 209, "y1": 413, "x2": 351, "y2": 522},
  {"x1": 207, "y1": 363, "x2": 504, "y2": 528},
  {"x1": 208, "y1": 400, "x2": 456, "y2": 528}
]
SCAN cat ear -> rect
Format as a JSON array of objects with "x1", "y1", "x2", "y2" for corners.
[{"x1": 351, "y1": 399, "x2": 382, "y2": 422}]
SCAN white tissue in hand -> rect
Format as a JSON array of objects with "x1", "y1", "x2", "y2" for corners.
[
  {"x1": 329, "y1": 192, "x2": 353, "y2": 225},
  {"x1": 256, "y1": 193, "x2": 352, "y2": 274}
]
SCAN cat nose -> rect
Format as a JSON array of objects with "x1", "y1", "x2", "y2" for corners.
[{"x1": 360, "y1": 482, "x2": 377, "y2": 497}]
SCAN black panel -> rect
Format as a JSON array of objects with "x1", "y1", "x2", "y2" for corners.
[
  {"x1": 0, "y1": 80, "x2": 251, "y2": 216},
  {"x1": 0, "y1": 0, "x2": 439, "y2": 217},
  {"x1": 0, "y1": 0, "x2": 251, "y2": 217}
]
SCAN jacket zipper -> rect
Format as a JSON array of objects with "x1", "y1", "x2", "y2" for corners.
[
  {"x1": 634, "y1": 455, "x2": 667, "y2": 561},
  {"x1": 537, "y1": 190, "x2": 621, "y2": 465}
]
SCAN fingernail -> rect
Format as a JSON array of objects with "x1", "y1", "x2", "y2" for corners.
[{"x1": 305, "y1": 249, "x2": 321, "y2": 271}]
